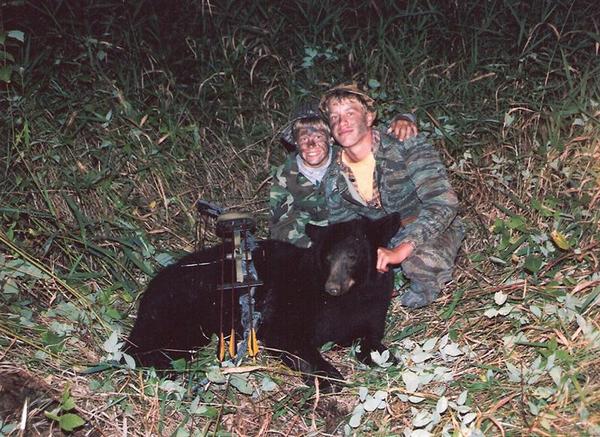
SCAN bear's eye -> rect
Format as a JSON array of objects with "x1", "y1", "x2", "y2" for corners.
[{"x1": 345, "y1": 253, "x2": 358, "y2": 263}]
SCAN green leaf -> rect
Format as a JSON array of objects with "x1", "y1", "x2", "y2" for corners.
[
  {"x1": 171, "y1": 358, "x2": 187, "y2": 371},
  {"x1": 489, "y1": 256, "x2": 507, "y2": 265},
  {"x1": 174, "y1": 427, "x2": 190, "y2": 437},
  {"x1": 468, "y1": 253, "x2": 485, "y2": 262},
  {"x1": 7, "y1": 30, "x2": 25, "y2": 42},
  {"x1": 407, "y1": 395, "x2": 425, "y2": 404},
  {"x1": 507, "y1": 215, "x2": 526, "y2": 230},
  {"x1": 0, "y1": 51, "x2": 15, "y2": 62},
  {"x1": 484, "y1": 308, "x2": 498, "y2": 318},
  {"x1": 492, "y1": 218, "x2": 506, "y2": 234},
  {"x1": 0, "y1": 66, "x2": 13, "y2": 83},
  {"x1": 102, "y1": 331, "x2": 121, "y2": 353},
  {"x1": 123, "y1": 352, "x2": 136, "y2": 369},
  {"x1": 549, "y1": 366, "x2": 562, "y2": 386},
  {"x1": 494, "y1": 291, "x2": 508, "y2": 305},
  {"x1": 437, "y1": 396, "x2": 449, "y2": 414},
  {"x1": 159, "y1": 380, "x2": 186, "y2": 399},
  {"x1": 422, "y1": 337, "x2": 438, "y2": 351},
  {"x1": 41, "y1": 331, "x2": 65, "y2": 351},
  {"x1": 206, "y1": 367, "x2": 226, "y2": 384},
  {"x1": 320, "y1": 341, "x2": 335, "y2": 352},
  {"x1": 260, "y1": 376, "x2": 277, "y2": 392},
  {"x1": 370, "y1": 349, "x2": 392, "y2": 367},
  {"x1": 59, "y1": 413, "x2": 85, "y2": 431},
  {"x1": 530, "y1": 305, "x2": 542, "y2": 318},
  {"x1": 49, "y1": 321, "x2": 73, "y2": 336},
  {"x1": 413, "y1": 410, "x2": 433, "y2": 427},
  {"x1": 229, "y1": 374, "x2": 254, "y2": 395},
  {"x1": 55, "y1": 302, "x2": 82, "y2": 321},
  {"x1": 305, "y1": 47, "x2": 317, "y2": 57},
  {"x1": 19, "y1": 262, "x2": 50, "y2": 279},
  {"x1": 363, "y1": 395, "x2": 383, "y2": 412},
  {"x1": 103, "y1": 306, "x2": 122, "y2": 321},
  {"x1": 155, "y1": 252, "x2": 175, "y2": 266},
  {"x1": 411, "y1": 350, "x2": 433, "y2": 363},
  {"x1": 3, "y1": 277, "x2": 19, "y2": 294},
  {"x1": 359, "y1": 386, "x2": 368, "y2": 401},
  {"x1": 462, "y1": 412, "x2": 477, "y2": 425},
  {"x1": 441, "y1": 342, "x2": 463, "y2": 357},
  {"x1": 44, "y1": 409, "x2": 61, "y2": 421},
  {"x1": 34, "y1": 350, "x2": 49, "y2": 360},
  {"x1": 524, "y1": 255, "x2": 543, "y2": 273},
  {"x1": 123, "y1": 248, "x2": 154, "y2": 276},
  {"x1": 392, "y1": 323, "x2": 426, "y2": 340},
  {"x1": 456, "y1": 390, "x2": 468, "y2": 405},
  {"x1": 402, "y1": 370, "x2": 420, "y2": 392},
  {"x1": 368, "y1": 78, "x2": 380, "y2": 89},
  {"x1": 349, "y1": 405, "x2": 364, "y2": 428},
  {"x1": 61, "y1": 396, "x2": 76, "y2": 412},
  {"x1": 191, "y1": 403, "x2": 219, "y2": 418}
]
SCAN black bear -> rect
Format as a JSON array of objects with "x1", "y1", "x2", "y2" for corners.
[{"x1": 127, "y1": 214, "x2": 401, "y2": 386}]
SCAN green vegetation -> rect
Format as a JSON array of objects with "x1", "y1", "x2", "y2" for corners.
[{"x1": 1, "y1": 0, "x2": 598, "y2": 435}]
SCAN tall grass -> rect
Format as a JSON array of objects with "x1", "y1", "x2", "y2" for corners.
[{"x1": 1, "y1": 0, "x2": 599, "y2": 434}]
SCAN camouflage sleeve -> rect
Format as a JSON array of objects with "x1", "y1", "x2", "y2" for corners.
[
  {"x1": 322, "y1": 168, "x2": 362, "y2": 225},
  {"x1": 324, "y1": 193, "x2": 360, "y2": 225},
  {"x1": 269, "y1": 165, "x2": 290, "y2": 229},
  {"x1": 394, "y1": 133, "x2": 459, "y2": 247},
  {"x1": 269, "y1": 163, "x2": 314, "y2": 247}
]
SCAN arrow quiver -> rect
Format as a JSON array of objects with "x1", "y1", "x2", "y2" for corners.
[{"x1": 214, "y1": 211, "x2": 262, "y2": 361}]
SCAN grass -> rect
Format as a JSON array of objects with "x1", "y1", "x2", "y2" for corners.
[{"x1": 1, "y1": 0, "x2": 599, "y2": 435}]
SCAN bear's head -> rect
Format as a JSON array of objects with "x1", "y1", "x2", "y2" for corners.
[{"x1": 306, "y1": 214, "x2": 401, "y2": 296}]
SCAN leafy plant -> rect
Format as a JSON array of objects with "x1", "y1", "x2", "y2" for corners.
[
  {"x1": 44, "y1": 387, "x2": 86, "y2": 432},
  {"x1": 102, "y1": 330, "x2": 136, "y2": 369},
  {"x1": 0, "y1": 30, "x2": 24, "y2": 83},
  {"x1": 1, "y1": 0, "x2": 598, "y2": 434}
]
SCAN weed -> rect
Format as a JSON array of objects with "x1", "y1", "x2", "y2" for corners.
[{"x1": 1, "y1": 0, "x2": 599, "y2": 435}]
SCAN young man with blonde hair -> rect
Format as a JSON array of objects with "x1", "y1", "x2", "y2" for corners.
[{"x1": 320, "y1": 83, "x2": 464, "y2": 308}]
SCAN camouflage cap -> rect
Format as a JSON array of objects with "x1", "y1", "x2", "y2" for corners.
[
  {"x1": 319, "y1": 82, "x2": 376, "y2": 117},
  {"x1": 280, "y1": 101, "x2": 325, "y2": 151}
]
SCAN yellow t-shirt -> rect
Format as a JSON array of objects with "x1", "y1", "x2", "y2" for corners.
[{"x1": 342, "y1": 151, "x2": 376, "y2": 202}]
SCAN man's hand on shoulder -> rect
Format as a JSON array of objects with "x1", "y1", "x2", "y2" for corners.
[
  {"x1": 387, "y1": 116, "x2": 418, "y2": 141},
  {"x1": 376, "y1": 241, "x2": 415, "y2": 273}
]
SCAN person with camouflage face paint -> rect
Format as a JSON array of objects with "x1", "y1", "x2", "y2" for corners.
[
  {"x1": 269, "y1": 101, "x2": 417, "y2": 248},
  {"x1": 269, "y1": 103, "x2": 330, "y2": 247},
  {"x1": 320, "y1": 83, "x2": 464, "y2": 308}
]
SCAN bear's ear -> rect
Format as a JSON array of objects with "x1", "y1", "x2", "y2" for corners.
[
  {"x1": 367, "y1": 213, "x2": 401, "y2": 246},
  {"x1": 305, "y1": 223, "x2": 328, "y2": 244}
]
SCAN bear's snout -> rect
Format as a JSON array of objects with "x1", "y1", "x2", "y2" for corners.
[{"x1": 325, "y1": 276, "x2": 355, "y2": 296}]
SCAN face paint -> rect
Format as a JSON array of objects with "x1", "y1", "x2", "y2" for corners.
[{"x1": 295, "y1": 126, "x2": 330, "y2": 168}]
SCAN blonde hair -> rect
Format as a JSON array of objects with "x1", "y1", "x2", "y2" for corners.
[{"x1": 319, "y1": 83, "x2": 376, "y2": 119}]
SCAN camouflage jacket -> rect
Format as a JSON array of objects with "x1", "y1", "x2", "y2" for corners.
[
  {"x1": 269, "y1": 154, "x2": 328, "y2": 247},
  {"x1": 323, "y1": 131, "x2": 461, "y2": 248}
]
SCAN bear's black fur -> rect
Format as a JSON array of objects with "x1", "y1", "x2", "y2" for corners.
[{"x1": 127, "y1": 214, "x2": 400, "y2": 386}]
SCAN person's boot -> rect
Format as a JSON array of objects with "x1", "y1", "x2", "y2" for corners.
[{"x1": 400, "y1": 281, "x2": 440, "y2": 308}]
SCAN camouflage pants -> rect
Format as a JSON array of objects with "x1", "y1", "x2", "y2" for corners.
[{"x1": 398, "y1": 217, "x2": 464, "y2": 308}]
